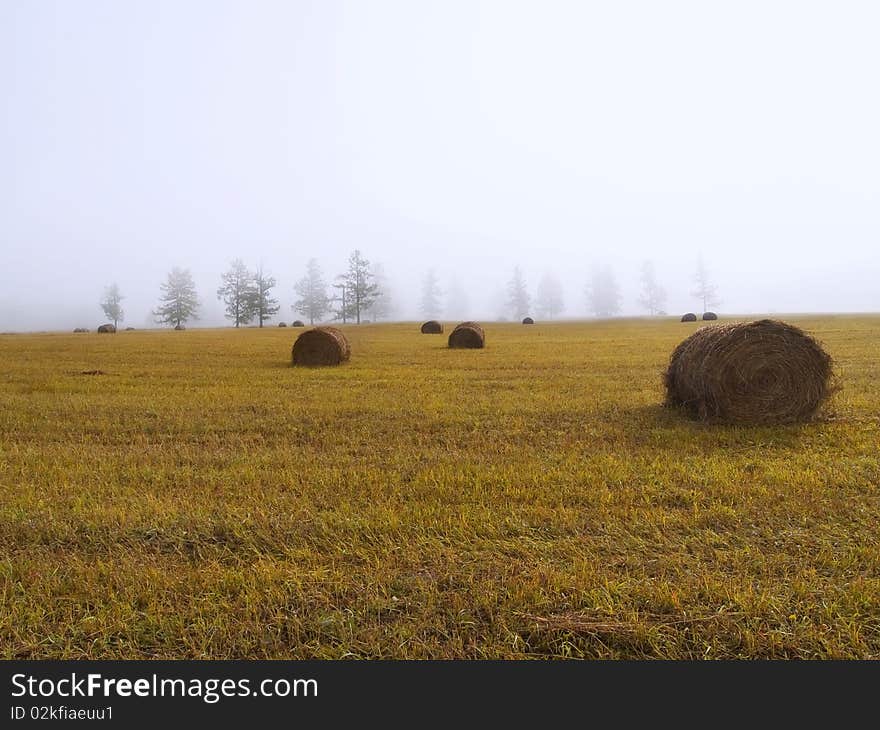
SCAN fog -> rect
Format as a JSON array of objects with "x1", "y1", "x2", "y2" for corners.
[{"x1": 2, "y1": 1, "x2": 878, "y2": 331}]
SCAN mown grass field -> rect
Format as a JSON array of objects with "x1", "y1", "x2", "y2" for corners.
[{"x1": 1, "y1": 316, "x2": 878, "y2": 659}]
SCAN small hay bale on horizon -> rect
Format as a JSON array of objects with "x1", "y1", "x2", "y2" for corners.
[
  {"x1": 292, "y1": 320, "x2": 305, "y2": 327},
  {"x1": 522, "y1": 317, "x2": 534, "y2": 324},
  {"x1": 174, "y1": 324, "x2": 186, "y2": 331},
  {"x1": 664, "y1": 318, "x2": 833, "y2": 425},
  {"x1": 278, "y1": 322, "x2": 287, "y2": 327},
  {"x1": 73, "y1": 328, "x2": 88, "y2": 333},
  {"x1": 97, "y1": 324, "x2": 116, "y2": 333},
  {"x1": 292, "y1": 326, "x2": 351, "y2": 366},
  {"x1": 448, "y1": 321, "x2": 485, "y2": 349},
  {"x1": 681, "y1": 313, "x2": 697, "y2": 322},
  {"x1": 702, "y1": 312, "x2": 718, "y2": 321},
  {"x1": 421, "y1": 320, "x2": 443, "y2": 334}
]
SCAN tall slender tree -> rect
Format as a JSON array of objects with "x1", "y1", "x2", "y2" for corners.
[
  {"x1": 507, "y1": 266, "x2": 531, "y2": 320},
  {"x1": 251, "y1": 265, "x2": 279, "y2": 327},
  {"x1": 585, "y1": 264, "x2": 622, "y2": 317},
  {"x1": 637, "y1": 260, "x2": 667, "y2": 315},
  {"x1": 692, "y1": 257, "x2": 720, "y2": 313},
  {"x1": 420, "y1": 269, "x2": 443, "y2": 319},
  {"x1": 366, "y1": 262, "x2": 393, "y2": 322},
  {"x1": 293, "y1": 258, "x2": 331, "y2": 325},
  {"x1": 154, "y1": 267, "x2": 199, "y2": 328},
  {"x1": 336, "y1": 250, "x2": 378, "y2": 325},
  {"x1": 217, "y1": 258, "x2": 257, "y2": 328},
  {"x1": 535, "y1": 273, "x2": 564, "y2": 319},
  {"x1": 100, "y1": 283, "x2": 125, "y2": 328}
]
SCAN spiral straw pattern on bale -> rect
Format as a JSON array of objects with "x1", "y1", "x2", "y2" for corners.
[
  {"x1": 448, "y1": 321, "x2": 485, "y2": 349},
  {"x1": 664, "y1": 319, "x2": 833, "y2": 425},
  {"x1": 420, "y1": 320, "x2": 443, "y2": 334},
  {"x1": 292, "y1": 326, "x2": 351, "y2": 366}
]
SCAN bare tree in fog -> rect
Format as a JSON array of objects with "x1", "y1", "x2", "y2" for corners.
[
  {"x1": 507, "y1": 266, "x2": 531, "y2": 320},
  {"x1": 100, "y1": 283, "x2": 125, "y2": 329},
  {"x1": 585, "y1": 264, "x2": 622, "y2": 317},
  {"x1": 692, "y1": 257, "x2": 721, "y2": 313},
  {"x1": 637, "y1": 260, "x2": 667, "y2": 316},
  {"x1": 336, "y1": 250, "x2": 378, "y2": 325},
  {"x1": 420, "y1": 269, "x2": 443, "y2": 319},
  {"x1": 217, "y1": 259, "x2": 257, "y2": 328},
  {"x1": 251, "y1": 265, "x2": 279, "y2": 327},
  {"x1": 365, "y1": 262, "x2": 394, "y2": 322},
  {"x1": 535, "y1": 273, "x2": 564, "y2": 320},
  {"x1": 293, "y1": 258, "x2": 331, "y2": 325},
  {"x1": 444, "y1": 278, "x2": 469, "y2": 320},
  {"x1": 154, "y1": 267, "x2": 199, "y2": 328}
]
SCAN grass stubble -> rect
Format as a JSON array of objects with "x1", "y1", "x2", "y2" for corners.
[{"x1": 0, "y1": 316, "x2": 878, "y2": 659}]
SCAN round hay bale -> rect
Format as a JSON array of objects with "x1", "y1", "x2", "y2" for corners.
[
  {"x1": 73, "y1": 328, "x2": 88, "y2": 333},
  {"x1": 420, "y1": 320, "x2": 443, "y2": 334},
  {"x1": 278, "y1": 322, "x2": 287, "y2": 327},
  {"x1": 292, "y1": 320, "x2": 305, "y2": 327},
  {"x1": 448, "y1": 321, "x2": 485, "y2": 349},
  {"x1": 97, "y1": 323, "x2": 116, "y2": 333},
  {"x1": 702, "y1": 311, "x2": 718, "y2": 321},
  {"x1": 292, "y1": 326, "x2": 351, "y2": 366},
  {"x1": 522, "y1": 317, "x2": 534, "y2": 325},
  {"x1": 681, "y1": 313, "x2": 697, "y2": 322},
  {"x1": 174, "y1": 324, "x2": 186, "y2": 331},
  {"x1": 664, "y1": 319, "x2": 833, "y2": 425},
  {"x1": 124, "y1": 327, "x2": 135, "y2": 331}
]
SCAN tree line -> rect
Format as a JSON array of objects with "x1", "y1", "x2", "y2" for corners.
[{"x1": 98, "y1": 254, "x2": 722, "y2": 328}]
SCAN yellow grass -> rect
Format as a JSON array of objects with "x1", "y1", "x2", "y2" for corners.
[{"x1": 1, "y1": 316, "x2": 878, "y2": 658}]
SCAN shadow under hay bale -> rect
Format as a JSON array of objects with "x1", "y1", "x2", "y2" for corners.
[
  {"x1": 522, "y1": 317, "x2": 534, "y2": 324},
  {"x1": 292, "y1": 326, "x2": 351, "y2": 366},
  {"x1": 421, "y1": 320, "x2": 443, "y2": 334},
  {"x1": 174, "y1": 324, "x2": 186, "y2": 331},
  {"x1": 292, "y1": 320, "x2": 305, "y2": 327},
  {"x1": 97, "y1": 324, "x2": 116, "y2": 333},
  {"x1": 448, "y1": 321, "x2": 485, "y2": 349},
  {"x1": 702, "y1": 312, "x2": 718, "y2": 321},
  {"x1": 278, "y1": 322, "x2": 287, "y2": 327},
  {"x1": 681, "y1": 313, "x2": 697, "y2": 322},
  {"x1": 664, "y1": 319, "x2": 833, "y2": 425}
]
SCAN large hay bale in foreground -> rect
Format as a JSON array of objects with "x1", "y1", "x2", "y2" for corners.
[
  {"x1": 522, "y1": 317, "x2": 534, "y2": 325},
  {"x1": 292, "y1": 326, "x2": 351, "y2": 366},
  {"x1": 97, "y1": 323, "x2": 116, "y2": 333},
  {"x1": 665, "y1": 319, "x2": 833, "y2": 425},
  {"x1": 702, "y1": 311, "x2": 718, "y2": 321},
  {"x1": 681, "y1": 313, "x2": 697, "y2": 322},
  {"x1": 448, "y1": 321, "x2": 485, "y2": 349},
  {"x1": 421, "y1": 320, "x2": 443, "y2": 334}
]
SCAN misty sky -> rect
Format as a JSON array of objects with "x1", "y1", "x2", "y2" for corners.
[{"x1": 2, "y1": 0, "x2": 878, "y2": 331}]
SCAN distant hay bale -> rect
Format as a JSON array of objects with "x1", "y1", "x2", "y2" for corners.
[
  {"x1": 448, "y1": 321, "x2": 485, "y2": 349},
  {"x1": 522, "y1": 317, "x2": 534, "y2": 324},
  {"x1": 73, "y1": 328, "x2": 88, "y2": 333},
  {"x1": 97, "y1": 324, "x2": 116, "y2": 333},
  {"x1": 702, "y1": 312, "x2": 718, "y2": 321},
  {"x1": 664, "y1": 319, "x2": 833, "y2": 425},
  {"x1": 124, "y1": 327, "x2": 135, "y2": 331},
  {"x1": 681, "y1": 313, "x2": 697, "y2": 322},
  {"x1": 420, "y1": 320, "x2": 443, "y2": 334},
  {"x1": 174, "y1": 324, "x2": 186, "y2": 331},
  {"x1": 278, "y1": 322, "x2": 287, "y2": 327},
  {"x1": 292, "y1": 326, "x2": 351, "y2": 366},
  {"x1": 292, "y1": 320, "x2": 305, "y2": 327}
]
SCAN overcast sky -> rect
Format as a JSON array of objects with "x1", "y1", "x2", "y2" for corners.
[{"x1": 2, "y1": 0, "x2": 878, "y2": 330}]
